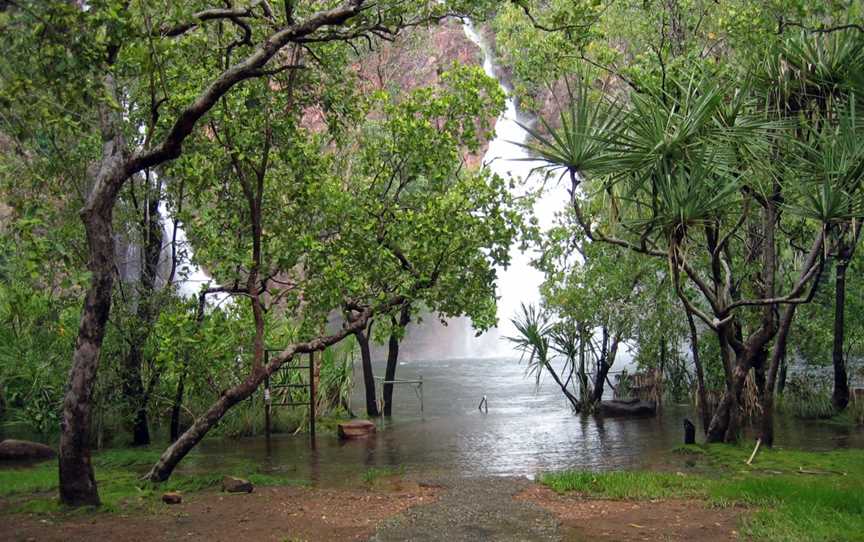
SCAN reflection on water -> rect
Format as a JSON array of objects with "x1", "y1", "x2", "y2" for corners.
[{"x1": 190, "y1": 358, "x2": 864, "y2": 485}]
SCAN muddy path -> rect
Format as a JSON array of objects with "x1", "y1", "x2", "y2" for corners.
[{"x1": 372, "y1": 476, "x2": 560, "y2": 542}]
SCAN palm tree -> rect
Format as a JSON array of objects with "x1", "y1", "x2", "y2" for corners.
[{"x1": 507, "y1": 303, "x2": 582, "y2": 411}]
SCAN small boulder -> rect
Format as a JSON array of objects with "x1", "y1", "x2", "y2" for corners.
[
  {"x1": 0, "y1": 439, "x2": 56, "y2": 461},
  {"x1": 222, "y1": 476, "x2": 254, "y2": 493},
  {"x1": 337, "y1": 419, "x2": 376, "y2": 439},
  {"x1": 162, "y1": 492, "x2": 182, "y2": 505}
]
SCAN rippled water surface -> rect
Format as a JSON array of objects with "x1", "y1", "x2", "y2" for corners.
[{"x1": 190, "y1": 357, "x2": 864, "y2": 484}]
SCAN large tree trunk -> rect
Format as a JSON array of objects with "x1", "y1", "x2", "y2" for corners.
[
  {"x1": 685, "y1": 308, "x2": 710, "y2": 434},
  {"x1": 59, "y1": 95, "x2": 128, "y2": 506},
  {"x1": 60, "y1": 209, "x2": 113, "y2": 506},
  {"x1": 383, "y1": 305, "x2": 410, "y2": 417},
  {"x1": 705, "y1": 359, "x2": 748, "y2": 443},
  {"x1": 60, "y1": 2, "x2": 371, "y2": 505},
  {"x1": 355, "y1": 324, "x2": 379, "y2": 417},
  {"x1": 832, "y1": 258, "x2": 850, "y2": 411}
]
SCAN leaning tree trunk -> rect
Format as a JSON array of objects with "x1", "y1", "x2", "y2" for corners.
[
  {"x1": 383, "y1": 304, "x2": 410, "y2": 416},
  {"x1": 355, "y1": 325, "x2": 379, "y2": 417},
  {"x1": 832, "y1": 258, "x2": 850, "y2": 411},
  {"x1": 545, "y1": 359, "x2": 581, "y2": 412},
  {"x1": 148, "y1": 366, "x2": 270, "y2": 481},
  {"x1": 146, "y1": 307, "x2": 379, "y2": 482}
]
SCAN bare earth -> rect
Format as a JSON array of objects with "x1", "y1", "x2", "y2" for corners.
[
  {"x1": 1, "y1": 479, "x2": 746, "y2": 542},
  {"x1": 1, "y1": 483, "x2": 437, "y2": 542},
  {"x1": 516, "y1": 485, "x2": 743, "y2": 542}
]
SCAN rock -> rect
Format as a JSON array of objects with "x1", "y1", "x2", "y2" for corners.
[
  {"x1": 0, "y1": 439, "x2": 56, "y2": 461},
  {"x1": 337, "y1": 419, "x2": 376, "y2": 439},
  {"x1": 162, "y1": 492, "x2": 182, "y2": 504},
  {"x1": 597, "y1": 399, "x2": 657, "y2": 417},
  {"x1": 221, "y1": 476, "x2": 254, "y2": 493}
]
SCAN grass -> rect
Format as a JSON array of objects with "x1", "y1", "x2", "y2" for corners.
[
  {"x1": 361, "y1": 466, "x2": 405, "y2": 485},
  {"x1": 540, "y1": 444, "x2": 864, "y2": 542},
  {"x1": 0, "y1": 447, "x2": 307, "y2": 516}
]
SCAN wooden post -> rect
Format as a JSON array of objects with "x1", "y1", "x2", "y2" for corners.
[{"x1": 309, "y1": 351, "x2": 316, "y2": 444}]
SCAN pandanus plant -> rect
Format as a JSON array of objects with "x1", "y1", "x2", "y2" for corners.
[
  {"x1": 506, "y1": 303, "x2": 583, "y2": 411},
  {"x1": 513, "y1": 29, "x2": 864, "y2": 443}
]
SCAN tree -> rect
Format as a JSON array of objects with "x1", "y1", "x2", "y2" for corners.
[
  {"x1": 142, "y1": 63, "x2": 514, "y2": 481},
  {"x1": 518, "y1": 29, "x2": 864, "y2": 444},
  {"x1": 2, "y1": 0, "x2": 509, "y2": 506}
]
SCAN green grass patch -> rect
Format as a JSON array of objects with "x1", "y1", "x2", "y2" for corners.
[
  {"x1": 0, "y1": 446, "x2": 310, "y2": 516},
  {"x1": 539, "y1": 470, "x2": 706, "y2": 499},
  {"x1": 361, "y1": 466, "x2": 404, "y2": 485},
  {"x1": 540, "y1": 445, "x2": 864, "y2": 542}
]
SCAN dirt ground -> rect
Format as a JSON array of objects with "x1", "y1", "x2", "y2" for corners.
[
  {"x1": 1, "y1": 479, "x2": 748, "y2": 542},
  {"x1": 1, "y1": 481, "x2": 438, "y2": 542},
  {"x1": 516, "y1": 485, "x2": 744, "y2": 542}
]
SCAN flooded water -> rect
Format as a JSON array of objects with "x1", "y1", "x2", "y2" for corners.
[{"x1": 189, "y1": 357, "x2": 864, "y2": 485}]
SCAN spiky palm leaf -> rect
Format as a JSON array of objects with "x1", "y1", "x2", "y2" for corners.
[{"x1": 506, "y1": 302, "x2": 551, "y2": 384}]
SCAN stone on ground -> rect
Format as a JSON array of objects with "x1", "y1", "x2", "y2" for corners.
[
  {"x1": 162, "y1": 492, "x2": 182, "y2": 504},
  {"x1": 222, "y1": 476, "x2": 254, "y2": 493},
  {"x1": 0, "y1": 439, "x2": 56, "y2": 461}
]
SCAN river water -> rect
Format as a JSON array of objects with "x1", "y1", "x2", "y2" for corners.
[{"x1": 189, "y1": 357, "x2": 864, "y2": 485}]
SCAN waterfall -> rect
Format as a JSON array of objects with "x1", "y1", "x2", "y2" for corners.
[
  {"x1": 461, "y1": 22, "x2": 568, "y2": 356},
  {"x1": 158, "y1": 193, "x2": 230, "y2": 306},
  {"x1": 378, "y1": 22, "x2": 570, "y2": 361}
]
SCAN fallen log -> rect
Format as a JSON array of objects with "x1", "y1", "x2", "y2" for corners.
[{"x1": 597, "y1": 399, "x2": 657, "y2": 417}]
